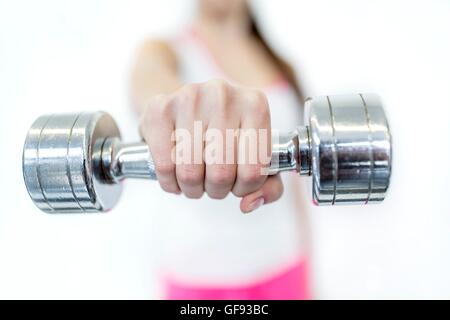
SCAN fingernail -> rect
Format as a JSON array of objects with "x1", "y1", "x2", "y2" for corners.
[{"x1": 246, "y1": 197, "x2": 265, "y2": 213}]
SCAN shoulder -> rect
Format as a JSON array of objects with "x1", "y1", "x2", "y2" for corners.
[{"x1": 138, "y1": 39, "x2": 175, "y2": 55}]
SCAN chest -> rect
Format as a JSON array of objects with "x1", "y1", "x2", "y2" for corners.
[
  {"x1": 221, "y1": 47, "x2": 278, "y2": 85},
  {"x1": 191, "y1": 32, "x2": 282, "y2": 89}
]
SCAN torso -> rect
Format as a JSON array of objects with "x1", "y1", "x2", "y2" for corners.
[
  {"x1": 189, "y1": 23, "x2": 283, "y2": 89},
  {"x1": 150, "y1": 26, "x2": 308, "y2": 286}
]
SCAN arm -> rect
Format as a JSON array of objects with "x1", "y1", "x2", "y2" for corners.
[{"x1": 130, "y1": 40, "x2": 181, "y2": 114}]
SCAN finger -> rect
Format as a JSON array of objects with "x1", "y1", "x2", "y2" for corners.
[
  {"x1": 240, "y1": 174, "x2": 284, "y2": 213},
  {"x1": 174, "y1": 84, "x2": 205, "y2": 199},
  {"x1": 140, "y1": 95, "x2": 180, "y2": 194},
  {"x1": 232, "y1": 90, "x2": 271, "y2": 197},
  {"x1": 203, "y1": 81, "x2": 239, "y2": 199}
]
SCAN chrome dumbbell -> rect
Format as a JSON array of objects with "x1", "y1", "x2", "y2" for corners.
[{"x1": 22, "y1": 93, "x2": 392, "y2": 213}]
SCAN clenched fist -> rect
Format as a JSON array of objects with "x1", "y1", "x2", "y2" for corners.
[{"x1": 139, "y1": 79, "x2": 283, "y2": 213}]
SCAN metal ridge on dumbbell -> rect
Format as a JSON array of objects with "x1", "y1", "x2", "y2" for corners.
[{"x1": 22, "y1": 93, "x2": 392, "y2": 213}]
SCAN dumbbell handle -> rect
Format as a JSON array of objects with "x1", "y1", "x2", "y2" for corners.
[{"x1": 99, "y1": 126, "x2": 311, "y2": 183}]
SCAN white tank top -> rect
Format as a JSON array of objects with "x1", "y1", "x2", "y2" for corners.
[{"x1": 151, "y1": 28, "x2": 307, "y2": 285}]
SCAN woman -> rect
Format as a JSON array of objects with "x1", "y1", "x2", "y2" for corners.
[{"x1": 131, "y1": 0, "x2": 310, "y2": 299}]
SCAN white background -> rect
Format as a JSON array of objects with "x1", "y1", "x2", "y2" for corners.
[{"x1": 0, "y1": 0, "x2": 449, "y2": 299}]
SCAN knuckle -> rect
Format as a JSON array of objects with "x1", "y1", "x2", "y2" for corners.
[
  {"x1": 208, "y1": 78, "x2": 229, "y2": 92},
  {"x1": 177, "y1": 166, "x2": 203, "y2": 185},
  {"x1": 208, "y1": 166, "x2": 235, "y2": 187},
  {"x1": 155, "y1": 162, "x2": 175, "y2": 176},
  {"x1": 209, "y1": 79, "x2": 229, "y2": 105},
  {"x1": 246, "y1": 90, "x2": 269, "y2": 114},
  {"x1": 177, "y1": 83, "x2": 200, "y2": 107},
  {"x1": 201, "y1": 79, "x2": 231, "y2": 115},
  {"x1": 239, "y1": 165, "x2": 263, "y2": 185}
]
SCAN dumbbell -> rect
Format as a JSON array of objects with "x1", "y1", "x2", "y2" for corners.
[{"x1": 22, "y1": 93, "x2": 392, "y2": 213}]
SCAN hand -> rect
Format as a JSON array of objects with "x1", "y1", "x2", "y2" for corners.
[{"x1": 139, "y1": 79, "x2": 283, "y2": 213}]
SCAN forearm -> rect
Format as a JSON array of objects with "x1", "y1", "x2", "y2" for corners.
[
  {"x1": 131, "y1": 67, "x2": 181, "y2": 114},
  {"x1": 130, "y1": 41, "x2": 181, "y2": 115}
]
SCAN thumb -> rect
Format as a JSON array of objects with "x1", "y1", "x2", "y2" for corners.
[{"x1": 240, "y1": 174, "x2": 284, "y2": 214}]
